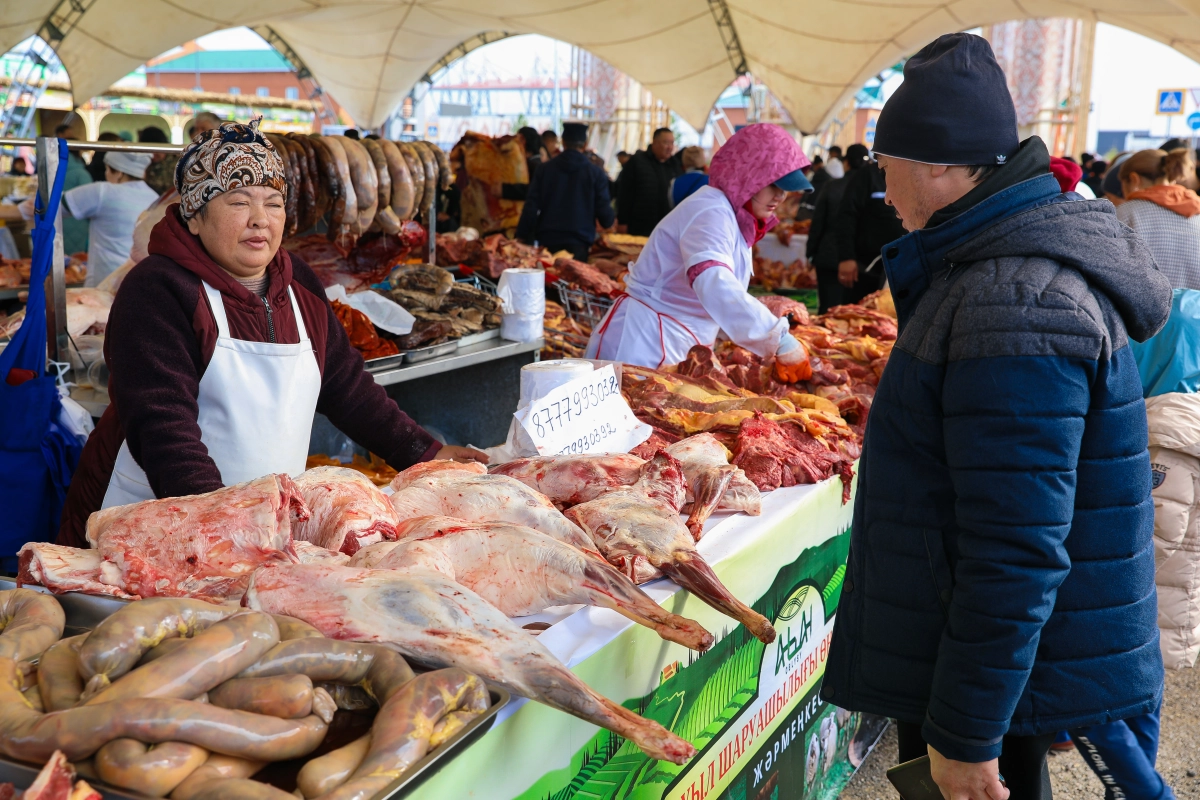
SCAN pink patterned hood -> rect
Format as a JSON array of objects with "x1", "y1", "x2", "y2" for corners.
[{"x1": 707, "y1": 123, "x2": 810, "y2": 247}]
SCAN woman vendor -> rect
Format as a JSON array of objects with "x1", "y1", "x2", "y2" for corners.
[
  {"x1": 586, "y1": 123, "x2": 812, "y2": 377},
  {"x1": 58, "y1": 119, "x2": 482, "y2": 546}
]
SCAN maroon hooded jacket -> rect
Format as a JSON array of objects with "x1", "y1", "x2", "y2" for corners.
[{"x1": 58, "y1": 206, "x2": 438, "y2": 547}]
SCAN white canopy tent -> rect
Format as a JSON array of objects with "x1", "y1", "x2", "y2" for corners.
[{"x1": 2, "y1": 0, "x2": 1199, "y2": 131}]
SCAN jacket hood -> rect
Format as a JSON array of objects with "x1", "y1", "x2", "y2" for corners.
[
  {"x1": 552, "y1": 149, "x2": 590, "y2": 173},
  {"x1": 1126, "y1": 184, "x2": 1200, "y2": 218},
  {"x1": 147, "y1": 203, "x2": 295, "y2": 310},
  {"x1": 1146, "y1": 392, "x2": 1200, "y2": 455},
  {"x1": 947, "y1": 193, "x2": 1172, "y2": 343},
  {"x1": 709, "y1": 123, "x2": 810, "y2": 247}
]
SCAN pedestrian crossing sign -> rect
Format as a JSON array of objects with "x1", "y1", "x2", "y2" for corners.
[{"x1": 1157, "y1": 89, "x2": 1185, "y2": 115}]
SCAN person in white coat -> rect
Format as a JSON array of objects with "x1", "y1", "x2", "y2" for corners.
[
  {"x1": 62, "y1": 151, "x2": 160, "y2": 287},
  {"x1": 586, "y1": 123, "x2": 813, "y2": 376}
]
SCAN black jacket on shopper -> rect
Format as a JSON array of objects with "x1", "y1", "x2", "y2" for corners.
[
  {"x1": 515, "y1": 149, "x2": 614, "y2": 252},
  {"x1": 834, "y1": 161, "x2": 907, "y2": 269},
  {"x1": 616, "y1": 149, "x2": 683, "y2": 236},
  {"x1": 806, "y1": 176, "x2": 850, "y2": 273}
]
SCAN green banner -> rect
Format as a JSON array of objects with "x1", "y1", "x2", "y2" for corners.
[{"x1": 406, "y1": 477, "x2": 884, "y2": 800}]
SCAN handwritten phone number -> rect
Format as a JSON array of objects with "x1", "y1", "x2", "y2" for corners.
[
  {"x1": 529, "y1": 374, "x2": 621, "y2": 438},
  {"x1": 558, "y1": 423, "x2": 619, "y2": 455}
]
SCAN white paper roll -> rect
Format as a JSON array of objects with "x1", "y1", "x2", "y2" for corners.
[
  {"x1": 519, "y1": 358, "x2": 594, "y2": 407},
  {"x1": 500, "y1": 311, "x2": 544, "y2": 344},
  {"x1": 496, "y1": 268, "x2": 546, "y2": 315}
]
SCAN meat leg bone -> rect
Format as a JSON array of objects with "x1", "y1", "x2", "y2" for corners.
[
  {"x1": 355, "y1": 516, "x2": 713, "y2": 651},
  {"x1": 567, "y1": 489, "x2": 776, "y2": 644},
  {"x1": 245, "y1": 564, "x2": 695, "y2": 765}
]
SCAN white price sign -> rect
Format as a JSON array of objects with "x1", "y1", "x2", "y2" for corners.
[{"x1": 515, "y1": 365, "x2": 652, "y2": 456}]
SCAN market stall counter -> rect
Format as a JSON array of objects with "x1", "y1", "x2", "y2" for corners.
[{"x1": 401, "y1": 473, "x2": 886, "y2": 800}]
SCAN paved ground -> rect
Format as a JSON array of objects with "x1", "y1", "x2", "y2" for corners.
[{"x1": 840, "y1": 664, "x2": 1200, "y2": 799}]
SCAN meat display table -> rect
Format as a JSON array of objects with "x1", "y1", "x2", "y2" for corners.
[{"x1": 404, "y1": 473, "x2": 887, "y2": 800}]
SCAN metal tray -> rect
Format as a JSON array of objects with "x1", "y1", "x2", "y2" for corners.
[
  {"x1": 457, "y1": 327, "x2": 500, "y2": 347},
  {"x1": 363, "y1": 352, "x2": 408, "y2": 372},
  {"x1": 0, "y1": 578, "x2": 509, "y2": 799},
  {"x1": 400, "y1": 340, "x2": 459, "y2": 363}
]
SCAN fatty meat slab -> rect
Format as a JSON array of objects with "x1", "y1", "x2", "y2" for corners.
[
  {"x1": 85, "y1": 475, "x2": 306, "y2": 601},
  {"x1": 245, "y1": 563, "x2": 696, "y2": 764},
  {"x1": 351, "y1": 516, "x2": 713, "y2": 650},
  {"x1": 388, "y1": 461, "x2": 599, "y2": 556},
  {"x1": 16, "y1": 543, "x2": 137, "y2": 600},
  {"x1": 291, "y1": 467, "x2": 400, "y2": 556},
  {"x1": 567, "y1": 453, "x2": 776, "y2": 644}
]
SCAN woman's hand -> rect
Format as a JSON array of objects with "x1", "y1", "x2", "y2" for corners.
[
  {"x1": 838, "y1": 259, "x2": 859, "y2": 288},
  {"x1": 435, "y1": 445, "x2": 489, "y2": 465},
  {"x1": 929, "y1": 747, "x2": 1009, "y2": 800}
]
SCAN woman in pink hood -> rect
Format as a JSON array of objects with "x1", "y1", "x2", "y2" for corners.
[{"x1": 586, "y1": 123, "x2": 813, "y2": 375}]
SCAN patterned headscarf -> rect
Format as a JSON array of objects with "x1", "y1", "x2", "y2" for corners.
[{"x1": 174, "y1": 117, "x2": 287, "y2": 219}]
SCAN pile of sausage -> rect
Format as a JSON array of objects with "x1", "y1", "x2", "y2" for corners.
[
  {"x1": 0, "y1": 589, "x2": 489, "y2": 800},
  {"x1": 261, "y1": 135, "x2": 451, "y2": 251}
]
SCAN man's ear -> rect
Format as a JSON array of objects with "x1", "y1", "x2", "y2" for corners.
[
  {"x1": 929, "y1": 164, "x2": 950, "y2": 179},
  {"x1": 186, "y1": 214, "x2": 202, "y2": 236}
]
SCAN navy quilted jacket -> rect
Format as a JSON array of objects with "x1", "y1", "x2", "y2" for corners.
[{"x1": 821, "y1": 170, "x2": 1173, "y2": 762}]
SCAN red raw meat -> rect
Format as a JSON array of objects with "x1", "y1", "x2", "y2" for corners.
[
  {"x1": 554, "y1": 258, "x2": 620, "y2": 296},
  {"x1": 758, "y1": 295, "x2": 810, "y2": 326},
  {"x1": 630, "y1": 427, "x2": 681, "y2": 459},
  {"x1": 85, "y1": 475, "x2": 306, "y2": 601},
  {"x1": 732, "y1": 413, "x2": 855, "y2": 502}
]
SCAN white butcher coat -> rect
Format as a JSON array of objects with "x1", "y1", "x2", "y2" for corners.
[{"x1": 585, "y1": 186, "x2": 788, "y2": 368}]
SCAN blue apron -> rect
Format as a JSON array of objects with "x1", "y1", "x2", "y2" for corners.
[{"x1": 0, "y1": 138, "x2": 82, "y2": 564}]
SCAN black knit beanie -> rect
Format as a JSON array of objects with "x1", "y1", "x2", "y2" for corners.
[{"x1": 873, "y1": 33, "x2": 1019, "y2": 166}]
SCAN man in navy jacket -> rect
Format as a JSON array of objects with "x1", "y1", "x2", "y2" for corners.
[
  {"x1": 822, "y1": 33, "x2": 1173, "y2": 800},
  {"x1": 515, "y1": 122, "x2": 613, "y2": 261}
]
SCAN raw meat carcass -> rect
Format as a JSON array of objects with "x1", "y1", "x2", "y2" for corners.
[
  {"x1": 489, "y1": 454, "x2": 645, "y2": 508},
  {"x1": 85, "y1": 475, "x2": 305, "y2": 601},
  {"x1": 665, "y1": 434, "x2": 761, "y2": 539},
  {"x1": 245, "y1": 563, "x2": 696, "y2": 764},
  {"x1": 352, "y1": 516, "x2": 713, "y2": 651},
  {"x1": 17, "y1": 544, "x2": 137, "y2": 600},
  {"x1": 292, "y1": 467, "x2": 399, "y2": 555},
  {"x1": 388, "y1": 462, "x2": 598, "y2": 556},
  {"x1": 292, "y1": 541, "x2": 351, "y2": 566},
  {"x1": 567, "y1": 453, "x2": 776, "y2": 644}
]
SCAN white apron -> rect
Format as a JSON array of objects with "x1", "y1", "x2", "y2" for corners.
[{"x1": 102, "y1": 281, "x2": 321, "y2": 508}]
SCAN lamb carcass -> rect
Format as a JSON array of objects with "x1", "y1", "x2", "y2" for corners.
[
  {"x1": 17, "y1": 543, "x2": 137, "y2": 600},
  {"x1": 245, "y1": 563, "x2": 695, "y2": 765},
  {"x1": 388, "y1": 462, "x2": 598, "y2": 556},
  {"x1": 488, "y1": 454, "x2": 645, "y2": 508},
  {"x1": 566, "y1": 453, "x2": 776, "y2": 644},
  {"x1": 86, "y1": 475, "x2": 305, "y2": 601},
  {"x1": 350, "y1": 516, "x2": 712, "y2": 651},
  {"x1": 291, "y1": 467, "x2": 399, "y2": 555},
  {"x1": 666, "y1": 434, "x2": 761, "y2": 539}
]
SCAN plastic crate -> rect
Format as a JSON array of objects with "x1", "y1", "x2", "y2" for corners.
[{"x1": 554, "y1": 280, "x2": 614, "y2": 331}]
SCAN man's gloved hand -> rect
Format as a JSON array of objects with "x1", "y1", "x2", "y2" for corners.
[{"x1": 772, "y1": 334, "x2": 812, "y2": 383}]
